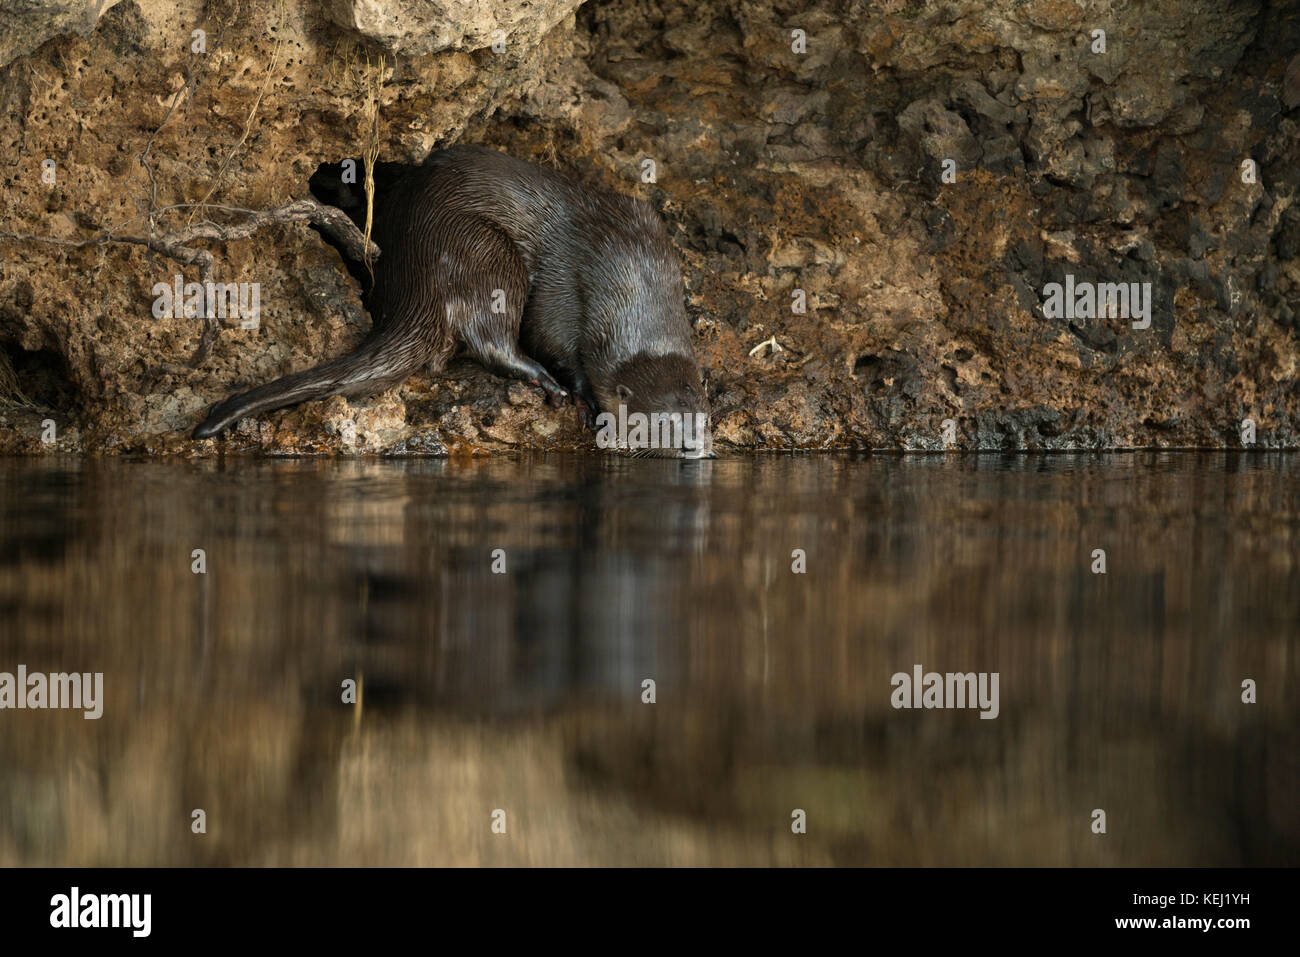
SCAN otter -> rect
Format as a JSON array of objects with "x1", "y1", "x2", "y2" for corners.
[{"x1": 193, "y1": 145, "x2": 712, "y2": 457}]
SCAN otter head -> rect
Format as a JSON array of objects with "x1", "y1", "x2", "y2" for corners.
[{"x1": 595, "y1": 353, "x2": 713, "y2": 459}]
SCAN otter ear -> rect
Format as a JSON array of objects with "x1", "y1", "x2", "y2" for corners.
[{"x1": 616, "y1": 384, "x2": 633, "y2": 401}]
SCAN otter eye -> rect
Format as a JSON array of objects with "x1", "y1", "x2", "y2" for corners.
[{"x1": 616, "y1": 384, "x2": 633, "y2": 401}]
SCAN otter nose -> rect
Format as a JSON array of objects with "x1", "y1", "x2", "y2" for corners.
[{"x1": 681, "y1": 423, "x2": 714, "y2": 459}]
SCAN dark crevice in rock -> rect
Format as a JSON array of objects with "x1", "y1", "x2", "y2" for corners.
[
  {"x1": 0, "y1": 340, "x2": 78, "y2": 416},
  {"x1": 306, "y1": 159, "x2": 415, "y2": 296}
]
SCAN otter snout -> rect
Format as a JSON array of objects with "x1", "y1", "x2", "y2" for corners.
[
  {"x1": 682, "y1": 429, "x2": 713, "y2": 459},
  {"x1": 592, "y1": 402, "x2": 713, "y2": 458},
  {"x1": 589, "y1": 354, "x2": 713, "y2": 457}
]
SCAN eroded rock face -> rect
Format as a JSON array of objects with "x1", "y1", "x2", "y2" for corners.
[
  {"x1": 324, "y1": 0, "x2": 586, "y2": 57},
  {"x1": 0, "y1": 0, "x2": 1296, "y2": 454},
  {"x1": 0, "y1": 0, "x2": 119, "y2": 69}
]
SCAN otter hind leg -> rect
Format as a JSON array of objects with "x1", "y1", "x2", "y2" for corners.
[
  {"x1": 486, "y1": 351, "x2": 570, "y2": 407},
  {"x1": 452, "y1": 225, "x2": 568, "y2": 406}
]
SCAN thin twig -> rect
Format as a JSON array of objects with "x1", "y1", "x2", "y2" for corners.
[{"x1": 1, "y1": 198, "x2": 378, "y2": 261}]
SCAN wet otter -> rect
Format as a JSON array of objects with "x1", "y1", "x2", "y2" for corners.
[{"x1": 193, "y1": 146, "x2": 712, "y2": 457}]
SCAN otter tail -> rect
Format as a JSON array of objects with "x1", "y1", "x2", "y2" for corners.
[{"x1": 193, "y1": 325, "x2": 451, "y2": 439}]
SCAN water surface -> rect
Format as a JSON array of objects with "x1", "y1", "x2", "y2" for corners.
[{"x1": 0, "y1": 453, "x2": 1295, "y2": 865}]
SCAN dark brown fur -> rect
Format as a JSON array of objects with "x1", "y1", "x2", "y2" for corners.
[{"x1": 194, "y1": 146, "x2": 711, "y2": 454}]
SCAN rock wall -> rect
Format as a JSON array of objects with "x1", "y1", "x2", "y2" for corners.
[{"x1": 0, "y1": 0, "x2": 1297, "y2": 454}]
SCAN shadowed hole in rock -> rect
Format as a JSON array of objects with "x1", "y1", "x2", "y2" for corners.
[
  {"x1": 716, "y1": 228, "x2": 746, "y2": 258},
  {"x1": 853, "y1": 351, "x2": 919, "y2": 399},
  {"x1": 306, "y1": 159, "x2": 415, "y2": 295},
  {"x1": 0, "y1": 341, "x2": 77, "y2": 416}
]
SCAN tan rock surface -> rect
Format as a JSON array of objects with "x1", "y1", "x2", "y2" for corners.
[{"x1": 0, "y1": 0, "x2": 1296, "y2": 454}]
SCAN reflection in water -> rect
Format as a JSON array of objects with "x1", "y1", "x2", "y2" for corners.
[{"x1": 0, "y1": 453, "x2": 1295, "y2": 865}]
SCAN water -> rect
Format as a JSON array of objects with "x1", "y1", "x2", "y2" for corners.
[{"x1": 0, "y1": 453, "x2": 1295, "y2": 865}]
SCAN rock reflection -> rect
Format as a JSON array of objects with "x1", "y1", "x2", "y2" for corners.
[{"x1": 0, "y1": 453, "x2": 1294, "y2": 865}]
